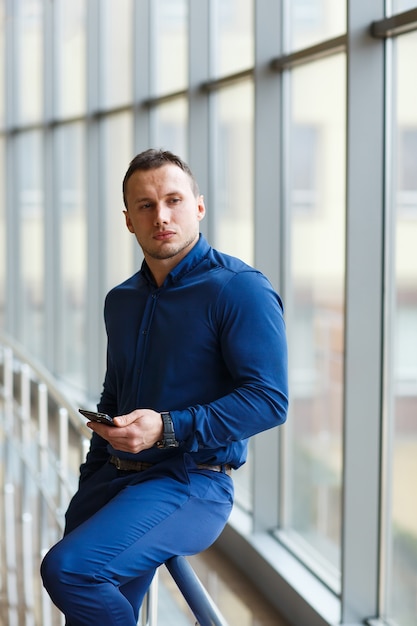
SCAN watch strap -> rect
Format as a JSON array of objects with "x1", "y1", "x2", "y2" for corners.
[{"x1": 156, "y1": 412, "x2": 179, "y2": 449}]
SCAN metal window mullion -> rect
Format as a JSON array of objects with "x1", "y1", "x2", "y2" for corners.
[
  {"x1": 4, "y1": 1, "x2": 19, "y2": 337},
  {"x1": 188, "y1": 0, "x2": 210, "y2": 241},
  {"x1": 342, "y1": 0, "x2": 386, "y2": 622},
  {"x1": 205, "y1": 0, "x2": 222, "y2": 250},
  {"x1": 252, "y1": 0, "x2": 284, "y2": 532},
  {"x1": 378, "y1": 34, "x2": 397, "y2": 622},
  {"x1": 58, "y1": 407, "x2": 69, "y2": 517},
  {"x1": 84, "y1": 0, "x2": 104, "y2": 398},
  {"x1": 43, "y1": 0, "x2": 59, "y2": 374},
  {"x1": 133, "y1": 0, "x2": 151, "y2": 151}
]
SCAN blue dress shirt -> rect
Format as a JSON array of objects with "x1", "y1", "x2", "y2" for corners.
[{"x1": 82, "y1": 235, "x2": 288, "y2": 479}]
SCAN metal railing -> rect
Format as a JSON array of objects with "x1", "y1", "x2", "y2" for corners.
[
  {"x1": 0, "y1": 333, "x2": 228, "y2": 626},
  {"x1": 0, "y1": 335, "x2": 91, "y2": 626}
]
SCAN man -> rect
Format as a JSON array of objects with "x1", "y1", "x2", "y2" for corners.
[{"x1": 41, "y1": 149, "x2": 288, "y2": 626}]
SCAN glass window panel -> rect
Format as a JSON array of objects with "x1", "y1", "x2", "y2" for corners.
[
  {"x1": 233, "y1": 444, "x2": 253, "y2": 514},
  {"x1": 286, "y1": 0, "x2": 346, "y2": 52},
  {"x1": 152, "y1": 98, "x2": 187, "y2": 158},
  {"x1": 99, "y1": 0, "x2": 133, "y2": 109},
  {"x1": 210, "y1": 0, "x2": 253, "y2": 78},
  {"x1": 152, "y1": 0, "x2": 187, "y2": 95},
  {"x1": 391, "y1": 0, "x2": 417, "y2": 11},
  {"x1": 14, "y1": 0, "x2": 43, "y2": 124},
  {"x1": 54, "y1": 0, "x2": 86, "y2": 118},
  {"x1": 384, "y1": 31, "x2": 417, "y2": 626},
  {"x1": 283, "y1": 54, "x2": 346, "y2": 576},
  {"x1": 211, "y1": 81, "x2": 254, "y2": 267},
  {"x1": 101, "y1": 112, "x2": 134, "y2": 293},
  {"x1": 0, "y1": 137, "x2": 4, "y2": 329},
  {"x1": 56, "y1": 123, "x2": 86, "y2": 390},
  {"x1": 211, "y1": 81, "x2": 254, "y2": 513},
  {"x1": 0, "y1": 1, "x2": 5, "y2": 128},
  {"x1": 17, "y1": 131, "x2": 44, "y2": 360}
]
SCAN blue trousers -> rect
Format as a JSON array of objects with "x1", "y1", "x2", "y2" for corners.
[{"x1": 41, "y1": 454, "x2": 233, "y2": 626}]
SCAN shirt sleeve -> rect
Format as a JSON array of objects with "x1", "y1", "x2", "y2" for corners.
[{"x1": 170, "y1": 270, "x2": 288, "y2": 451}]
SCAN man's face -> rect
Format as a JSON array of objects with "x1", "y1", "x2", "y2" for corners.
[{"x1": 124, "y1": 164, "x2": 205, "y2": 265}]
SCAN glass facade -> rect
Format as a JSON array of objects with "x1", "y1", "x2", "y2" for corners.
[
  {"x1": 0, "y1": 2, "x2": 416, "y2": 625},
  {"x1": 17, "y1": 130, "x2": 44, "y2": 361},
  {"x1": 211, "y1": 81, "x2": 254, "y2": 265},
  {"x1": 211, "y1": 0, "x2": 254, "y2": 77},
  {"x1": 284, "y1": 53, "x2": 346, "y2": 577},
  {"x1": 152, "y1": 0, "x2": 188, "y2": 94},
  {"x1": 287, "y1": 0, "x2": 346, "y2": 51},
  {"x1": 55, "y1": 123, "x2": 86, "y2": 389},
  {"x1": 99, "y1": 0, "x2": 133, "y2": 109},
  {"x1": 14, "y1": 0, "x2": 44, "y2": 124},
  {"x1": 54, "y1": 0, "x2": 86, "y2": 119}
]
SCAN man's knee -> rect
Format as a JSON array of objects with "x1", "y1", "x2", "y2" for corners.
[{"x1": 41, "y1": 540, "x2": 80, "y2": 596}]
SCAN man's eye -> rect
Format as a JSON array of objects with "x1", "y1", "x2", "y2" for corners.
[
  {"x1": 170, "y1": 197, "x2": 181, "y2": 204},
  {"x1": 140, "y1": 203, "x2": 152, "y2": 209}
]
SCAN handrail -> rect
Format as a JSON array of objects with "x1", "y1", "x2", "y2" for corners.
[{"x1": 165, "y1": 556, "x2": 229, "y2": 626}]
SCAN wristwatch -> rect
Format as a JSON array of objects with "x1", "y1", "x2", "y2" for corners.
[{"x1": 155, "y1": 412, "x2": 179, "y2": 449}]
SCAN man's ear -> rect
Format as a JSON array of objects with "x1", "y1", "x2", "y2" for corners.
[
  {"x1": 197, "y1": 195, "x2": 206, "y2": 221},
  {"x1": 124, "y1": 210, "x2": 135, "y2": 233}
]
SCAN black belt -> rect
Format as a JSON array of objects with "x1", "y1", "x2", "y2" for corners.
[{"x1": 110, "y1": 455, "x2": 232, "y2": 476}]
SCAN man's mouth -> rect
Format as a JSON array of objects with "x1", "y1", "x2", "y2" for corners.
[{"x1": 154, "y1": 231, "x2": 175, "y2": 241}]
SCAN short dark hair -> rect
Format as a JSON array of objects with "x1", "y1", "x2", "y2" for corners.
[{"x1": 122, "y1": 148, "x2": 200, "y2": 208}]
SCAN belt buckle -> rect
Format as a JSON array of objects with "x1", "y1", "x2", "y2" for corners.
[{"x1": 114, "y1": 457, "x2": 122, "y2": 469}]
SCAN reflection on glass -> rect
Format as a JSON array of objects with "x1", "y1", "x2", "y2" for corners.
[
  {"x1": 152, "y1": 0, "x2": 187, "y2": 95},
  {"x1": 55, "y1": 0, "x2": 86, "y2": 118},
  {"x1": 99, "y1": 0, "x2": 133, "y2": 109},
  {"x1": 210, "y1": 0, "x2": 253, "y2": 78},
  {"x1": 56, "y1": 124, "x2": 86, "y2": 389},
  {"x1": 101, "y1": 113, "x2": 134, "y2": 293},
  {"x1": 15, "y1": 0, "x2": 44, "y2": 123},
  {"x1": 212, "y1": 81, "x2": 254, "y2": 267},
  {"x1": 385, "y1": 32, "x2": 417, "y2": 626},
  {"x1": 286, "y1": 0, "x2": 346, "y2": 52},
  {"x1": 153, "y1": 98, "x2": 187, "y2": 159},
  {"x1": 17, "y1": 131, "x2": 44, "y2": 360},
  {"x1": 285, "y1": 54, "x2": 346, "y2": 575}
]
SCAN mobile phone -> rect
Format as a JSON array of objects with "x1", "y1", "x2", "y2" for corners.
[{"x1": 78, "y1": 409, "x2": 115, "y2": 426}]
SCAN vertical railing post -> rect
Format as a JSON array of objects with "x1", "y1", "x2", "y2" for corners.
[
  {"x1": 139, "y1": 571, "x2": 159, "y2": 626},
  {"x1": 37, "y1": 382, "x2": 54, "y2": 626},
  {"x1": 3, "y1": 349, "x2": 19, "y2": 626},
  {"x1": 58, "y1": 407, "x2": 69, "y2": 522},
  {"x1": 20, "y1": 365, "x2": 36, "y2": 623}
]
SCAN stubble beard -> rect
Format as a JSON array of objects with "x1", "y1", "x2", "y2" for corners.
[{"x1": 143, "y1": 232, "x2": 198, "y2": 261}]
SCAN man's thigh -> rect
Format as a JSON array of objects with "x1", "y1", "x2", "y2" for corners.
[{"x1": 61, "y1": 458, "x2": 233, "y2": 583}]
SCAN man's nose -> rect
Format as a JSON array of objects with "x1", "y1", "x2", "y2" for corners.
[{"x1": 154, "y1": 203, "x2": 170, "y2": 224}]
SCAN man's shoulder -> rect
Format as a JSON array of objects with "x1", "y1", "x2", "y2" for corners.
[
  {"x1": 105, "y1": 270, "x2": 144, "y2": 301},
  {"x1": 206, "y1": 247, "x2": 258, "y2": 276}
]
